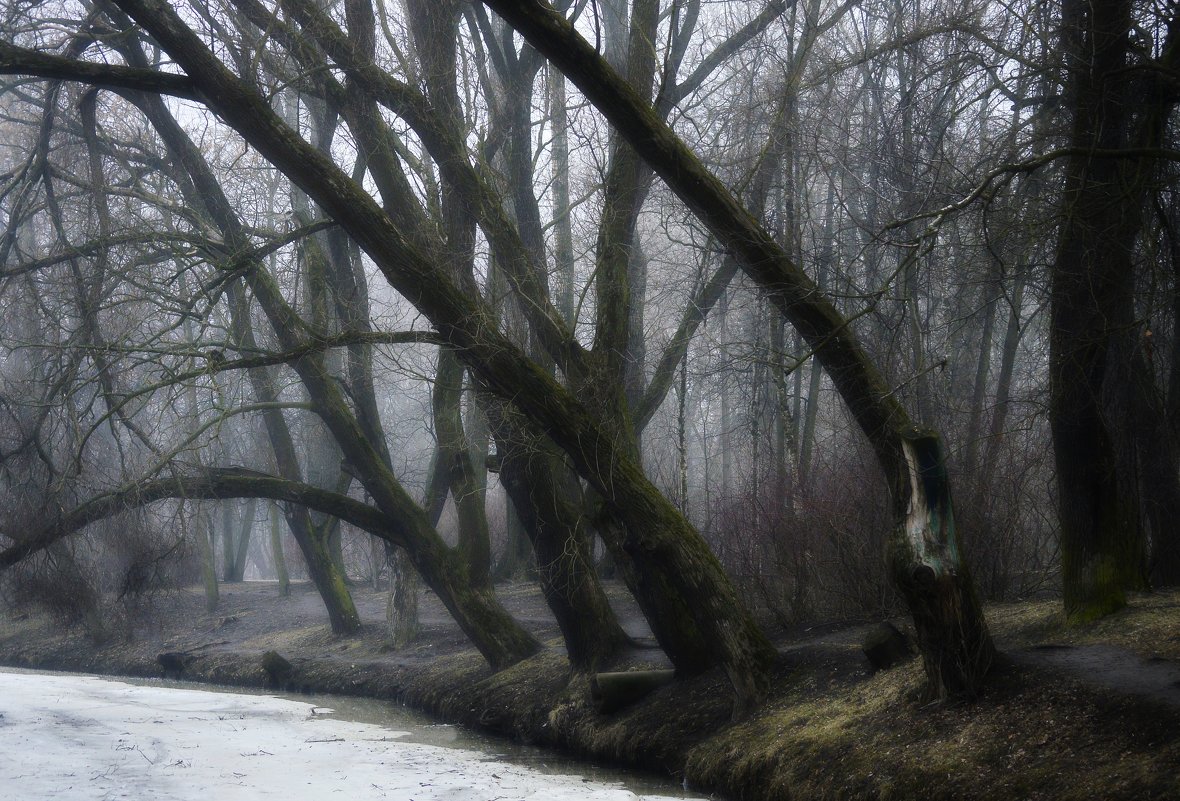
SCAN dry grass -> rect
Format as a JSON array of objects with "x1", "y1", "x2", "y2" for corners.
[
  {"x1": 988, "y1": 591, "x2": 1180, "y2": 658},
  {"x1": 684, "y1": 657, "x2": 1180, "y2": 800},
  {"x1": 681, "y1": 591, "x2": 1180, "y2": 800}
]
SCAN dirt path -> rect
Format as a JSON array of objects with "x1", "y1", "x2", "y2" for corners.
[
  {"x1": 1011, "y1": 643, "x2": 1180, "y2": 708},
  {"x1": 778, "y1": 616, "x2": 1180, "y2": 712}
]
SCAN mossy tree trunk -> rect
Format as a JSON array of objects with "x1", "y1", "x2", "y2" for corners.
[
  {"x1": 386, "y1": 548, "x2": 420, "y2": 647},
  {"x1": 1051, "y1": 0, "x2": 1140, "y2": 622},
  {"x1": 480, "y1": 0, "x2": 995, "y2": 697},
  {"x1": 564, "y1": 0, "x2": 740, "y2": 682},
  {"x1": 486, "y1": 399, "x2": 631, "y2": 671}
]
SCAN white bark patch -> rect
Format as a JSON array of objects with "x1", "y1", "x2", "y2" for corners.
[{"x1": 901, "y1": 437, "x2": 947, "y2": 575}]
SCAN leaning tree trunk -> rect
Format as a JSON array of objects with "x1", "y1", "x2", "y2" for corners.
[
  {"x1": 481, "y1": 0, "x2": 995, "y2": 697},
  {"x1": 486, "y1": 399, "x2": 632, "y2": 671}
]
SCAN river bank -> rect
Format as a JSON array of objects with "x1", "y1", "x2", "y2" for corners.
[{"x1": 2, "y1": 581, "x2": 1179, "y2": 800}]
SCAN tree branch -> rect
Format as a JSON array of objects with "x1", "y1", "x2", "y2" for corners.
[
  {"x1": 0, "y1": 468, "x2": 399, "y2": 569},
  {"x1": 0, "y1": 41, "x2": 199, "y2": 100},
  {"x1": 658, "y1": 0, "x2": 789, "y2": 113}
]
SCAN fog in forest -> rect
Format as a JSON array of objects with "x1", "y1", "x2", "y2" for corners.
[{"x1": 1, "y1": 0, "x2": 1178, "y2": 798}]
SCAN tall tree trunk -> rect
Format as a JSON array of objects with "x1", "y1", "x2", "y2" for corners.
[
  {"x1": 963, "y1": 275, "x2": 1000, "y2": 480},
  {"x1": 231, "y1": 497, "x2": 256, "y2": 581},
  {"x1": 192, "y1": 502, "x2": 219, "y2": 612},
  {"x1": 406, "y1": 0, "x2": 494, "y2": 592},
  {"x1": 269, "y1": 501, "x2": 291, "y2": 596},
  {"x1": 799, "y1": 182, "x2": 835, "y2": 492},
  {"x1": 550, "y1": 64, "x2": 576, "y2": 324},
  {"x1": 494, "y1": 496, "x2": 534, "y2": 581},
  {"x1": 179, "y1": 272, "x2": 218, "y2": 611},
  {"x1": 1130, "y1": 350, "x2": 1180, "y2": 587},
  {"x1": 487, "y1": 400, "x2": 631, "y2": 671},
  {"x1": 220, "y1": 501, "x2": 235, "y2": 582},
  {"x1": 432, "y1": 349, "x2": 492, "y2": 589},
  {"x1": 1051, "y1": 0, "x2": 1161, "y2": 621},
  {"x1": 1156, "y1": 200, "x2": 1180, "y2": 585},
  {"x1": 981, "y1": 266, "x2": 1026, "y2": 488},
  {"x1": 720, "y1": 290, "x2": 733, "y2": 493}
]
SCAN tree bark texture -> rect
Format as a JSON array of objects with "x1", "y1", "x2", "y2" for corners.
[{"x1": 486, "y1": 399, "x2": 631, "y2": 671}]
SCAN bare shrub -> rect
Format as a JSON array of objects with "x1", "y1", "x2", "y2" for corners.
[
  {"x1": 704, "y1": 436, "x2": 899, "y2": 628},
  {"x1": 1, "y1": 504, "x2": 195, "y2": 642},
  {"x1": 952, "y1": 425, "x2": 1059, "y2": 600},
  {"x1": 2, "y1": 540, "x2": 109, "y2": 642}
]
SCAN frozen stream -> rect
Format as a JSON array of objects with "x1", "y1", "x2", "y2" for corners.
[{"x1": 0, "y1": 669, "x2": 704, "y2": 800}]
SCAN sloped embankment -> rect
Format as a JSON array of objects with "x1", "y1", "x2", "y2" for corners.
[{"x1": 1, "y1": 582, "x2": 1178, "y2": 801}]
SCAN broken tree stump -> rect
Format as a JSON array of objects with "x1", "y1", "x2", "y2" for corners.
[
  {"x1": 592, "y1": 669, "x2": 676, "y2": 714},
  {"x1": 261, "y1": 650, "x2": 293, "y2": 688},
  {"x1": 157, "y1": 651, "x2": 192, "y2": 678},
  {"x1": 862, "y1": 622, "x2": 913, "y2": 671}
]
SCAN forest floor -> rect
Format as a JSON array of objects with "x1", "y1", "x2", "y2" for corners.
[{"x1": 1, "y1": 580, "x2": 1179, "y2": 800}]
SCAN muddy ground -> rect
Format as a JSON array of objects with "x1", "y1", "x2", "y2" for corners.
[{"x1": 1, "y1": 580, "x2": 1179, "y2": 800}]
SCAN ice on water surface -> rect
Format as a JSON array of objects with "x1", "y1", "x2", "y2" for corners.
[{"x1": 0, "y1": 670, "x2": 698, "y2": 801}]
